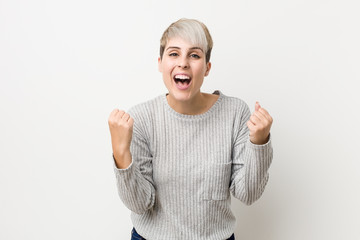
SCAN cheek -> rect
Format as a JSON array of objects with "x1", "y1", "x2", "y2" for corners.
[
  {"x1": 161, "y1": 63, "x2": 175, "y2": 81},
  {"x1": 163, "y1": 62, "x2": 175, "y2": 73},
  {"x1": 194, "y1": 64, "x2": 207, "y2": 76}
]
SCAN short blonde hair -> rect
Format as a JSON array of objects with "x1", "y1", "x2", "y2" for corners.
[{"x1": 160, "y1": 18, "x2": 213, "y2": 63}]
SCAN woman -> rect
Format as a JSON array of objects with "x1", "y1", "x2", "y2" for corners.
[{"x1": 108, "y1": 18, "x2": 273, "y2": 240}]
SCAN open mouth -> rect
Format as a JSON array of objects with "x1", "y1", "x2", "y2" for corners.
[{"x1": 173, "y1": 74, "x2": 192, "y2": 89}]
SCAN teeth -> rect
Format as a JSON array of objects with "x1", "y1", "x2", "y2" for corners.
[{"x1": 174, "y1": 74, "x2": 190, "y2": 80}]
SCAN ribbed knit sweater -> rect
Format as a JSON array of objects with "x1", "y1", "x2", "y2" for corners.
[{"x1": 113, "y1": 90, "x2": 273, "y2": 240}]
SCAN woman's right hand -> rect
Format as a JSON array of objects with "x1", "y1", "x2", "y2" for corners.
[{"x1": 108, "y1": 109, "x2": 134, "y2": 167}]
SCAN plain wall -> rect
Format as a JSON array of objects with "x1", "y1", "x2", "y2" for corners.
[{"x1": 1, "y1": 0, "x2": 359, "y2": 239}]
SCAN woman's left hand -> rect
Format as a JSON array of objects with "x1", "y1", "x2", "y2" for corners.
[{"x1": 246, "y1": 102, "x2": 273, "y2": 145}]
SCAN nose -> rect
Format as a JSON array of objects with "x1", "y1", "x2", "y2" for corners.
[{"x1": 177, "y1": 56, "x2": 189, "y2": 69}]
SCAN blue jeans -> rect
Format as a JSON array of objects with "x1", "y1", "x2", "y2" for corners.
[{"x1": 131, "y1": 227, "x2": 235, "y2": 240}]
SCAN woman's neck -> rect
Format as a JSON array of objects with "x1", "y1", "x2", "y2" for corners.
[{"x1": 166, "y1": 92, "x2": 218, "y2": 115}]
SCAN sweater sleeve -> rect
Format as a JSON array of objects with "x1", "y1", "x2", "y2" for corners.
[
  {"x1": 113, "y1": 119, "x2": 155, "y2": 214},
  {"x1": 229, "y1": 103, "x2": 273, "y2": 205}
]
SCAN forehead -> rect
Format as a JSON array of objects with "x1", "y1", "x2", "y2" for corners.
[{"x1": 165, "y1": 37, "x2": 204, "y2": 52}]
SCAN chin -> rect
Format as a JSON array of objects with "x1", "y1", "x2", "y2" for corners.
[{"x1": 169, "y1": 90, "x2": 193, "y2": 102}]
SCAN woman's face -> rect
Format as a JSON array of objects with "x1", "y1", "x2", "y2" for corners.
[{"x1": 158, "y1": 37, "x2": 211, "y2": 103}]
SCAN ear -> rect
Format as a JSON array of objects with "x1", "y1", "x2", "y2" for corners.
[
  {"x1": 158, "y1": 57, "x2": 162, "y2": 73},
  {"x1": 204, "y1": 62, "x2": 211, "y2": 76}
]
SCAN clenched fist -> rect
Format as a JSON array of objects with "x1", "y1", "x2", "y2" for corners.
[
  {"x1": 108, "y1": 109, "x2": 134, "y2": 168},
  {"x1": 246, "y1": 102, "x2": 273, "y2": 145}
]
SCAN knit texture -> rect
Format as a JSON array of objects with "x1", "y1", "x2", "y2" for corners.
[{"x1": 113, "y1": 90, "x2": 273, "y2": 240}]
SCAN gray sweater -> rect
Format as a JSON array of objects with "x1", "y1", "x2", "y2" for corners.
[{"x1": 113, "y1": 90, "x2": 273, "y2": 240}]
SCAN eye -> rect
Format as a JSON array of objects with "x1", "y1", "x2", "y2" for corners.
[
  {"x1": 169, "y1": 52, "x2": 178, "y2": 57},
  {"x1": 190, "y1": 54, "x2": 200, "y2": 59}
]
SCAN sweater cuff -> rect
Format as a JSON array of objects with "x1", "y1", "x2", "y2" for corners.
[
  {"x1": 247, "y1": 133, "x2": 273, "y2": 167},
  {"x1": 112, "y1": 153, "x2": 134, "y2": 172},
  {"x1": 248, "y1": 133, "x2": 272, "y2": 149}
]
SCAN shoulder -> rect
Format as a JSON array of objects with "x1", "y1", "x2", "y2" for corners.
[
  {"x1": 218, "y1": 91, "x2": 251, "y2": 134},
  {"x1": 126, "y1": 94, "x2": 163, "y2": 135},
  {"x1": 127, "y1": 94, "x2": 162, "y2": 120},
  {"x1": 219, "y1": 91, "x2": 250, "y2": 115}
]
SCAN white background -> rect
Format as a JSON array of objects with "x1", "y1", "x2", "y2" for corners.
[{"x1": 1, "y1": 0, "x2": 359, "y2": 239}]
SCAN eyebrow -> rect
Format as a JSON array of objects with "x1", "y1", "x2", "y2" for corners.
[{"x1": 166, "y1": 46, "x2": 204, "y2": 52}]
